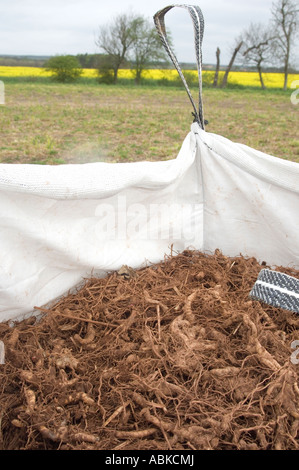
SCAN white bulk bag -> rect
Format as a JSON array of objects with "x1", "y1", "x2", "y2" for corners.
[{"x1": 0, "y1": 4, "x2": 298, "y2": 322}]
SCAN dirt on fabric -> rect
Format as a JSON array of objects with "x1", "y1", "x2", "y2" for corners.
[{"x1": 1, "y1": 249, "x2": 299, "y2": 451}]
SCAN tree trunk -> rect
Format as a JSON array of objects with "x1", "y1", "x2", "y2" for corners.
[
  {"x1": 113, "y1": 52, "x2": 127, "y2": 84},
  {"x1": 283, "y1": 53, "x2": 290, "y2": 90},
  {"x1": 284, "y1": 71, "x2": 288, "y2": 91},
  {"x1": 213, "y1": 47, "x2": 221, "y2": 88},
  {"x1": 221, "y1": 41, "x2": 243, "y2": 88},
  {"x1": 113, "y1": 67, "x2": 118, "y2": 84},
  {"x1": 135, "y1": 69, "x2": 142, "y2": 85},
  {"x1": 257, "y1": 64, "x2": 266, "y2": 89}
]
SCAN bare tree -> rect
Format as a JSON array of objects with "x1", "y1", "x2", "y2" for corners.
[
  {"x1": 213, "y1": 47, "x2": 221, "y2": 88},
  {"x1": 96, "y1": 12, "x2": 137, "y2": 83},
  {"x1": 221, "y1": 40, "x2": 243, "y2": 88},
  {"x1": 242, "y1": 23, "x2": 274, "y2": 89},
  {"x1": 270, "y1": 0, "x2": 299, "y2": 90},
  {"x1": 129, "y1": 17, "x2": 168, "y2": 84}
]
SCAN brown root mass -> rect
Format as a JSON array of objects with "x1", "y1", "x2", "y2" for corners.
[{"x1": 1, "y1": 249, "x2": 299, "y2": 450}]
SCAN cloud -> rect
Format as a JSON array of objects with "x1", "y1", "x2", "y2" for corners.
[{"x1": 0, "y1": 0, "x2": 278, "y2": 64}]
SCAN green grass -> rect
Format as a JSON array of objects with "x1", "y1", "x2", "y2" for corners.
[{"x1": 0, "y1": 81, "x2": 298, "y2": 165}]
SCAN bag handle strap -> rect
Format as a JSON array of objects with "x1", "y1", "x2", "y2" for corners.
[{"x1": 154, "y1": 4, "x2": 205, "y2": 130}]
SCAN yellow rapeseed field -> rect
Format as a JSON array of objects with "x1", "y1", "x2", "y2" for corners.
[
  {"x1": 0, "y1": 66, "x2": 50, "y2": 78},
  {"x1": 112, "y1": 69, "x2": 299, "y2": 88},
  {"x1": 0, "y1": 66, "x2": 94, "y2": 78},
  {"x1": 0, "y1": 65, "x2": 298, "y2": 88}
]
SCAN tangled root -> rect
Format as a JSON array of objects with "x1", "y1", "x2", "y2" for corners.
[{"x1": 1, "y1": 249, "x2": 299, "y2": 450}]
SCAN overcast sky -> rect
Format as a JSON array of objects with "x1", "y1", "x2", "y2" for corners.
[{"x1": 0, "y1": 0, "x2": 287, "y2": 65}]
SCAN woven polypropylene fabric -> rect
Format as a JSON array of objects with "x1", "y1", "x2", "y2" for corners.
[
  {"x1": 250, "y1": 269, "x2": 299, "y2": 313},
  {"x1": 154, "y1": 4, "x2": 205, "y2": 129}
]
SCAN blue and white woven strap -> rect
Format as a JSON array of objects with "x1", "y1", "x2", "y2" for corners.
[
  {"x1": 250, "y1": 269, "x2": 299, "y2": 314},
  {"x1": 154, "y1": 4, "x2": 205, "y2": 130}
]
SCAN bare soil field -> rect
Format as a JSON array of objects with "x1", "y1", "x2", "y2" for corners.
[{"x1": 0, "y1": 83, "x2": 298, "y2": 164}]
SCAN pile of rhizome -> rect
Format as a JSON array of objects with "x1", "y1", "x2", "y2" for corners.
[{"x1": 1, "y1": 249, "x2": 299, "y2": 450}]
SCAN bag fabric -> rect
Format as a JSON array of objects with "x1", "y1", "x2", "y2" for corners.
[
  {"x1": 0, "y1": 4, "x2": 298, "y2": 321},
  {"x1": 0, "y1": 132, "x2": 202, "y2": 321},
  {"x1": 1, "y1": 123, "x2": 298, "y2": 321}
]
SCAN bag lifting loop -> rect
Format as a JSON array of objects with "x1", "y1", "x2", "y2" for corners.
[{"x1": 154, "y1": 4, "x2": 206, "y2": 130}]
